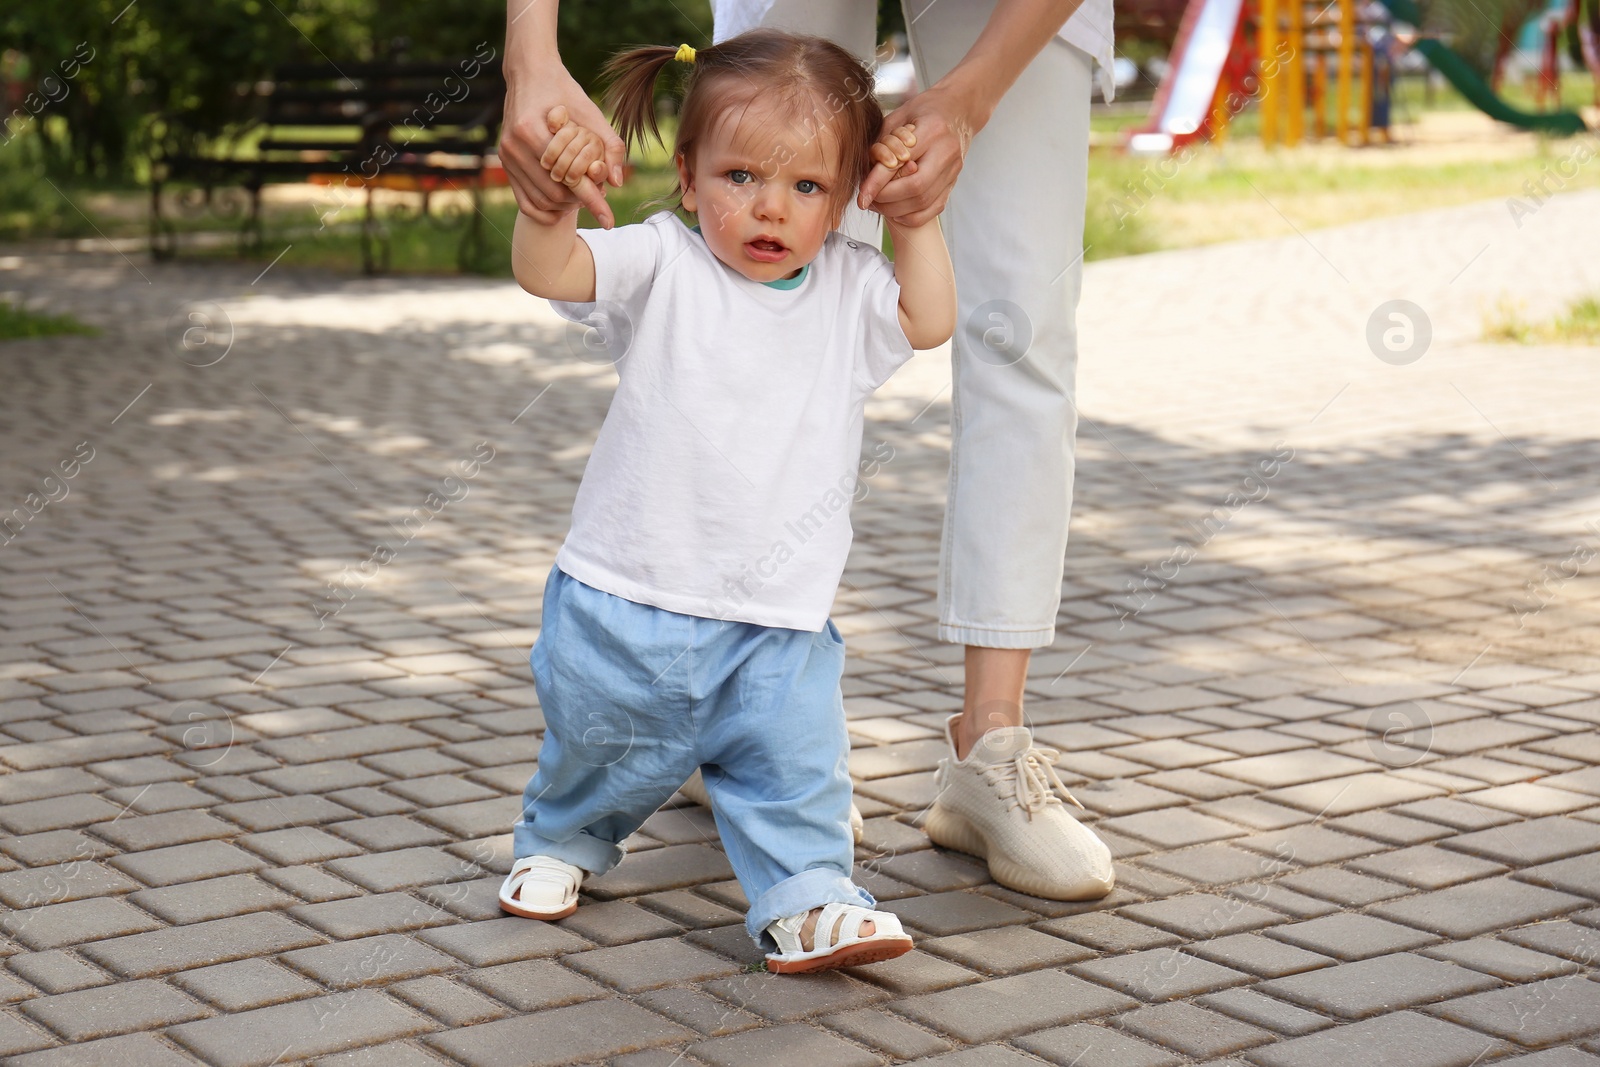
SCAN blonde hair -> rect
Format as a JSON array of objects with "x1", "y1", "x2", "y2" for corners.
[{"x1": 600, "y1": 29, "x2": 883, "y2": 225}]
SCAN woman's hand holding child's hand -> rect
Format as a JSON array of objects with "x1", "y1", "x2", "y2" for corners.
[
  {"x1": 865, "y1": 124, "x2": 920, "y2": 209},
  {"x1": 532, "y1": 106, "x2": 615, "y2": 228}
]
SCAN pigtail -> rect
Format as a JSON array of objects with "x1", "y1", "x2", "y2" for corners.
[{"x1": 600, "y1": 45, "x2": 682, "y2": 156}]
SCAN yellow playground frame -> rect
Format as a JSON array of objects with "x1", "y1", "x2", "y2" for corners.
[{"x1": 1255, "y1": 0, "x2": 1392, "y2": 145}]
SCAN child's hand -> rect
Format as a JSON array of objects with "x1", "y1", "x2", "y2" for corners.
[
  {"x1": 864, "y1": 123, "x2": 921, "y2": 211},
  {"x1": 536, "y1": 106, "x2": 614, "y2": 227}
]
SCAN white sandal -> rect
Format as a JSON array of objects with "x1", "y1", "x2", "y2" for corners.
[
  {"x1": 498, "y1": 855, "x2": 583, "y2": 920},
  {"x1": 764, "y1": 901, "x2": 913, "y2": 973}
]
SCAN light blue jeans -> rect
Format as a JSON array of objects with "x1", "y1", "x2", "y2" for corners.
[{"x1": 513, "y1": 563, "x2": 874, "y2": 948}]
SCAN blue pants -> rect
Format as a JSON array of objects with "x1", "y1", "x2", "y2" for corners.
[{"x1": 513, "y1": 564, "x2": 874, "y2": 948}]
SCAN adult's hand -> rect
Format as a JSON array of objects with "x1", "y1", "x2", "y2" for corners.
[
  {"x1": 857, "y1": 83, "x2": 991, "y2": 229},
  {"x1": 501, "y1": 63, "x2": 626, "y2": 228},
  {"x1": 857, "y1": 0, "x2": 1086, "y2": 227}
]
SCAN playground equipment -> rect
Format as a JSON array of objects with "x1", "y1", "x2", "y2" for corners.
[
  {"x1": 1578, "y1": 0, "x2": 1600, "y2": 103},
  {"x1": 1128, "y1": 0, "x2": 1589, "y2": 153}
]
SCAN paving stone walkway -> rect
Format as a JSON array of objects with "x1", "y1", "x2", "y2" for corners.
[{"x1": 1, "y1": 185, "x2": 1598, "y2": 1067}]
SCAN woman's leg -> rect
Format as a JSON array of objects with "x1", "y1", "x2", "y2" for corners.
[{"x1": 902, "y1": 2, "x2": 1114, "y2": 899}]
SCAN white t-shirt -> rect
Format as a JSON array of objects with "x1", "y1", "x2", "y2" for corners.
[
  {"x1": 711, "y1": 0, "x2": 1118, "y2": 102},
  {"x1": 548, "y1": 210, "x2": 914, "y2": 632}
]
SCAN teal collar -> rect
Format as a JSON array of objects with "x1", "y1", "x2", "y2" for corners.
[{"x1": 691, "y1": 223, "x2": 809, "y2": 289}]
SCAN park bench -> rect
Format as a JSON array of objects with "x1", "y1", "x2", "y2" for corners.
[{"x1": 149, "y1": 53, "x2": 505, "y2": 273}]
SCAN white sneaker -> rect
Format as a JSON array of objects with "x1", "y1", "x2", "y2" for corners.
[
  {"x1": 498, "y1": 855, "x2": 583, "y2": 919},
  {"x1": 680, "y1": 767, "x2": 866, "y2": 845},
  {"x1": 923, "y1": 714, "x2": 1115, "y2": 901}
]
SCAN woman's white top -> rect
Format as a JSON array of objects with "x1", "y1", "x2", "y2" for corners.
[{"x1": 711, "y1": 0, "x2": 1117, "y2": 101}]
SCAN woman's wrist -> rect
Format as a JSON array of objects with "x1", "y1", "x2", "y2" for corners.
[{"x1": 930, "y1": 64, "x2": 1002, "y2": 135}]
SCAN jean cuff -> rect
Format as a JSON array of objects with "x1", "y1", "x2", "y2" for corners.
[
  {"x1": 938, "y1": 621, "x2": 1056, "y2": 648},
  {"x1": 745, "y1": 868, "x2": 876, "y2": 950},
  {"x1": 512, "y1": 824, "x2": 625, "y2": 876}
]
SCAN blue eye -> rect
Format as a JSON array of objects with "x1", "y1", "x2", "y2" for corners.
[
  {"x1": 728, "y1": 170, "x2": 753, "y2": 184},
  {"x1": 796, "y1": 180, "x2": 821, "y2": 194}
]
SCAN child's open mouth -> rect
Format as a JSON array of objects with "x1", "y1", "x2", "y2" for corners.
[{"x1": 745, "y1": 238, "x2": 788, "y2": 262}]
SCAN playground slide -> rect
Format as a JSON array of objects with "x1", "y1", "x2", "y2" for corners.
[
  {"x1": 1378, "y1": 0, "x2": 1588, "y2": 133},
  {"x1": 1128, "y1": 0, "x2": 1247, "y2": 152}
]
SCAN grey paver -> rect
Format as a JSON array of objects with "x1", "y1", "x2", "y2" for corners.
[
  {"x1": 80, "y1": 913, "x2": 325, "y2": 977},
  {"x1": 6, "y1": 193, "x2": 1600, "y2": 1067},
  {"x1": 280, "y1": 933, "x2": 460, "y2": 988},
  {"x1": 1371, "y1": 878, "x2": 1587, "y2": 938},
  {"x1": 1246, "y1": 1011, "x2": 1505, "y2": 1067},
  {"x1": 108, "y1": 841, "x2": 266, "y2": 887},
  {"x1": 920, "y1": 925, "x2": 1096, "y2": 974},
  {"x1": 1118, "y1": 893, "x2": 1285, "y2": 939},
  {"x1": 1265, "y1": 912, "x2": 1441, "y2": 959},
  {"x1": 849, "y1": 950, "x2": 983, "y2": 996},
  {"x1": 129, "y1": 873, "x2": 297, "y2": 924},
  {"x1": 884, "y1": 891, "x2": 1040, "y2": 935},
  {"x1": 0, "y1": 898, "x2": 164, "y2": 952},
  {"x1": 289, "y1": 892, "x2": 451, "y2": 938},
  {"x1": 417, "y1": 916, "x2": 591, "y2": 965},
  {"x1": 6, "y1": 952, "x2": 112, "y2": 995},
  {"x1": 424, "y1": 999, "x2": 694, "y2": 1066},
  {"x1": 1444, "y1": 816, "x2": 1600, "y2": 866},
  {"x1": 388, "y1": 976, "x2": 507, "y2": 1027},
  {"x1": 169, "y1": 990, "x2": 438, "y2": 1067},
  {"x1": 170, "y1": 958, "x2": 323, "y2": 1011},
  {"x1": 460, "y1": 959, "x2": 609, "y2": 1013},
  {"x1": 1116, "y1": 1001, "x2": 1274, "y2": 1059},
  {"x1": 824, "y1": 1008, "x2": 951, "y2": 1059},
  {"x1": 1350, "y1": 843, "x2": 1507, "y2": 889},
  {"x1": 563, "y1": 937, "x2": 743, "y2": 992},
  {"x1": 892, "y1": 970, "x2": 1138, "y2": 1041},
  {"x1": 703, "y1": 970, "x2": 890, "y2": 1023},
  {"x1": 1197, "y1": 987, "x2": 1334, "y2": 1037},
  {"x1": 20, "y1": 978, "x2": 212, "y2": 1041},
  {"x1": 1188, "y1": 932, "x2": 1337, "y2": 977},
  {"x1": 1433, "y1": 975, "x2": 1600, "y2": 1045},
  {"x1": 1257, "y1": 951, "x2": 1500, "y2": 1018},
  {"x1": 1014, "y1": 1023, "x2": 1183, "y2": 1067},
  {"x1": 1073, "y1": 949, "x2": 1254, "y2": 1001},
  {"x1": 1423, "y1": 938, "x2": 1583, "y2": 982},
  {"x1": 635, "y1": 987, "x2": 765, "y2": 1038},
  {"x1": 5, "y1": 1032, "x2": 197, "y2": 1066},
  {"x1": 690, "y1": 1021, "x2": 883, "y2": 1067}
]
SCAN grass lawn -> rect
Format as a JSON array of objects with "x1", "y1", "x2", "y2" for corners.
[
  {"x1": 0, "y1": 300, "x2": 97, "y2": 341},
  {"x1": 1484, "y1": 292, "x2": 1600, "y2": 344}
]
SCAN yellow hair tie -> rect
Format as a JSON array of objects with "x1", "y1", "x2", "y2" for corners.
[{"x1": 674, "y1": 43, "x2": 696, "y2": 64}]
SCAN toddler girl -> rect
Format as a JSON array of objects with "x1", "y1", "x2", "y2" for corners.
[{"x1": 499, "y1": 28, "x2": 954, "y2": 973}]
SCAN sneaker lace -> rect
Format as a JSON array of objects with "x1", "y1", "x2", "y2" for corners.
[{"x1": 980, "y1": 745, "x2": 1086, "y2": 820}]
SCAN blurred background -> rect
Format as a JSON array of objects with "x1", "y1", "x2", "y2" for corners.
[{"x1": 1, "y1": 0, "x2": 1596, "y2": 325}]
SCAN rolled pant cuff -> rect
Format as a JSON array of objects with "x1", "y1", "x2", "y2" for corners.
[
  {"x1": 513, "y1": 824, "x2": 625, "y2": 876},
  {"x1": 938, "y1": 621, "x2": 1056, "y2": 649},
  {"x1": 746, "y1": 868, "x2": 875, "y2": 950}
]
